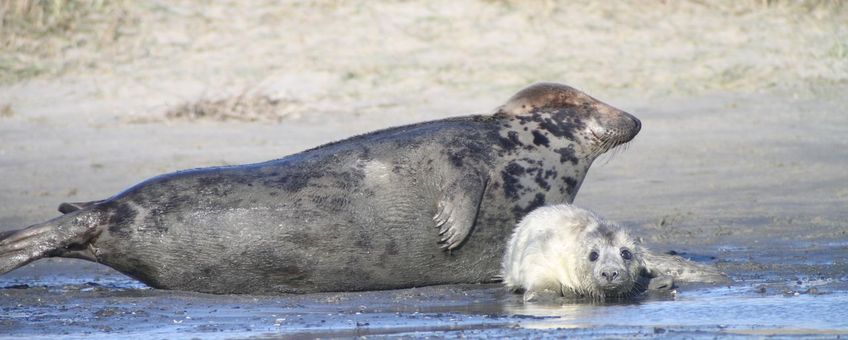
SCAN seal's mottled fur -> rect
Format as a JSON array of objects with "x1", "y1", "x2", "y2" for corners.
[{"x1": 1, "y1": 83, "x2": 641, "y2": 294}]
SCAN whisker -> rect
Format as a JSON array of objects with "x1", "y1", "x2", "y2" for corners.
[{"x1": 596, "y1": 137, "x2": 631, "y2": 165}]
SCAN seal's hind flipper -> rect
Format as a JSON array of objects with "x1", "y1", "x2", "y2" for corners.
[
  {"x1": 433, "y1": 174, "x2": 488, "y2": 251},
  {"x1": 0, "y1": 223, "x2": 56, "y2": 274},
  {"x1": 58, "y1": 200, "x2": 104, "y2": 214},
  {"x1": 0, "y1": 210, "x2": 103, "y2": 275}
]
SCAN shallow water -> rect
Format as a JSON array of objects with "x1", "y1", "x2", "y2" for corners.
[{"x1": 2, "y1": 243, "x2": 847, "y2": 339}]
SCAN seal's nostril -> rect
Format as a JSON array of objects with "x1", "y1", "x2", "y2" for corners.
[{"x1": 601, "y1": 270, "x2": 619, "y2": 282}]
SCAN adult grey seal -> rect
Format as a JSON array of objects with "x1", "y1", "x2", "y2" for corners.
[
  {"x1": 503, "y1": 204, "x2": 728, "y2": 302},
  {"x1": 0, "y1": 83, "x2": 641, "y2": 294}
]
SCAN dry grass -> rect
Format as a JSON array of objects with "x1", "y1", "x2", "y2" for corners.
[
  {"x1": 0, "y1": 0, "x2": 135, "y2": 82},
  {"x1": 2, "y1": 0, "x2": 105, "y2": 32},
  {"x1": 165, "y1": 93, "x2": 301, "y2": 122}
]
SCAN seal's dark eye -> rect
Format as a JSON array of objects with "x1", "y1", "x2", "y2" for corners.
[
  {"x1": 588, "y1": 251, "x2": 599, "y2": 262},
  {"x1": 621, "y1": 249, "x2": 633, "y2": 260}
]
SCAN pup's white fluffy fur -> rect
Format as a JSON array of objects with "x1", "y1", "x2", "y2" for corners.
[{"x1": 502, "y1": 204, "x2": 642, "y2": 300}]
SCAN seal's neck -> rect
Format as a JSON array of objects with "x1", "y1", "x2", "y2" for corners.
[
  {"x1": 496, "y1": 111, "x2": 597, "y2": 165},
  {"x1": 492, "y1": 113, "x2": 598, "y2": 219}
]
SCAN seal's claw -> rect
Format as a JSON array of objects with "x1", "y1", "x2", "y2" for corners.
[
  {"x1": 439, "y1": 229, "x2": 454, "y2": 244},
  {"x1": 434, "y1": 217, "x2": 447, "y2": 228},
  {"x1": 440, "y1": 240, "x2": 460, "y2": 250},
  {"x1": 445, "y1": 237, "x2": 460, "y2": 250},
  {"x1": 432, "y1": 176, "x2": 487, "y2": 252}
]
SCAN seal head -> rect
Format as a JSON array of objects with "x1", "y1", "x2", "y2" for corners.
[{"x1": 497, "y1": 82, "x2": 641, "y2": 157}]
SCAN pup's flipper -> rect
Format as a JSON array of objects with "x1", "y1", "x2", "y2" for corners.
[{"x1": 642, "y1": 250, "x2": 730, "y2": 284}]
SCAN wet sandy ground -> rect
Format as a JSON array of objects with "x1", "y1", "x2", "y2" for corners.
[
  {"x1": 1, "y1": 253, "x2": 847, "y2": 339},
  {"x1": 2, "y1": 86, "x2": 848, "y2": 338}
]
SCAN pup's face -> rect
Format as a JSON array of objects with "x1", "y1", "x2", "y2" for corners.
[
  {"x1": 573, "y1": 221, "x2": 645, "y2": 299},
  {"x1": 504, "y1": 204, "x2": 650, "y2": 302}
]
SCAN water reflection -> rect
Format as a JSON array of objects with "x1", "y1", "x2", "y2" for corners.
[
  {"x1": 508, "y1": 286, "x2": 848, "y2": 332},
  {"x1": 397, "y1": 282, "x2": 848, "y2": 333}
]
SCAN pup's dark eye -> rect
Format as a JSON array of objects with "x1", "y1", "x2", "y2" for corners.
[
  {"x1": 589, "y1": 251, "x2": 599, "y2": 262},
  {"x1": 620, "y1": 249, "x2": 633, "y2": 260}
]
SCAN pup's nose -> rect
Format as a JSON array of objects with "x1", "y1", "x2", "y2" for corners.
[{"x1": 601, "y1": 270, "x2": 619, "y2": 282}]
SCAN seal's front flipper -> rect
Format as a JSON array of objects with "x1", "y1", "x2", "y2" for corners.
[
  {"x1": 0, "y1": 210, "x2": 103, "y2": 275},
  {"x1": 58, "y1": 200, "x2": 104, "y2": 214},
  {"x1": 523, "y1": 288, "x2": 561, "y2": 303},
  {"x1": 647, "y1": 275, "x2": 675, "y2": 291},
  {"x1": 642, "y1": 250, "x2": 730, "y2": 284},
  {"x1": 433, "y1": 175, "x2": 488, "y2": 250}
]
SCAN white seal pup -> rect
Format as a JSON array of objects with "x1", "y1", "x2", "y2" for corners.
[{"x1": 503, "y1": 204, "x2": 727, "y2": 301}]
